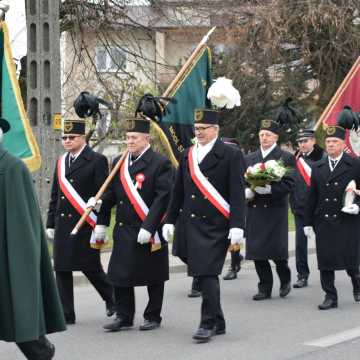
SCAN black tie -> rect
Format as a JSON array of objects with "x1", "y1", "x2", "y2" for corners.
[
  {"x1": 330, "y1": 159, "x2": 337, "y2": 168},
  {"x1": 70, "y1": 155, "x2": 75, "y2": 166}
]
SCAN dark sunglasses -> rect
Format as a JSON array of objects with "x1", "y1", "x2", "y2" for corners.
[{"x1": 61, "y1": 135, "x2": 80, "y2": 141}]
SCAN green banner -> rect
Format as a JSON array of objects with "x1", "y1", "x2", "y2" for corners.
[
  {"x1": 0, "y1": 21, "x2": 41, "y2": 172},
  {"x1": 153, "y1": 46, "x2": 212, "y2": 165}
]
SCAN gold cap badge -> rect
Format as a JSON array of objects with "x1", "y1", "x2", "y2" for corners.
[
  {"x1": 326, "y1": 126, "x2": 336, "y2": 136},
  {"x1": 194, "y1": 110, "x2": 204, "y2": 122}
]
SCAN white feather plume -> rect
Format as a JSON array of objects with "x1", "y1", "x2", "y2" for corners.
[{"x1": 207, "y1": 77, "x2": 241, "y2": 109}]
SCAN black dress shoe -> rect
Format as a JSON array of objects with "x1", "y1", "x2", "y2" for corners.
[
  {"x1": 318, "y1": 298, "x2": 338, "y2": 310},
  {"x1": 192, "y1": 328, "x2": 213, "y2": 343},
  {"x1": 293, "y1": 278, "x2": 308, "y2": 288},
  {"x1": 106, "y1": 302, "x2": 116, "y2": 317},
  {"x1": 223, "y1": 269, "x2": 237, "y2": 280},
  {"x1": 45, "y1": 343, "x2": 55, "y2": 360},
  {"x1": 253, "y1": 291, "x2": 271, "y2": 301},
  {"x1": 280, "y1": 283, "x2": 291, "y2": 298},
  {"x1": 214, "y1": 325, "x2": 226, "y2": 335},
  {"x1": 103, "y1": 317, "x2": 133, "y2": 332},
  {"x1": 354, "y1": 293, "x2": 360, "y2": 302},
  {"x1": 139, "y1": 319, "x2": 161, "y2": 331},
  {"x1": 188, "y1": 289, "x2": 201, "y2": 298}
]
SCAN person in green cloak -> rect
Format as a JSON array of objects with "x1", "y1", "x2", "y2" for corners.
[{"x1": 0, "y1": 118, "x2": 66, "y2": 359}]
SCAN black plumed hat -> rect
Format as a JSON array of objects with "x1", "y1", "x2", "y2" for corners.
[{"x1": 336, "y1": 105, "x2": 360, "y2": 131}]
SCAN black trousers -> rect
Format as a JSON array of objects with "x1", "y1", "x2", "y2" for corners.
[
  {"x1": 198, "y1": 276, "x2": 225, "y2": 330},
  {"x1": 294, "y1": 215, "x2": 310, "y2": 279},
  {"x1": 16, "y1": 336, "x2": 54, "y2": 360},
  {"x1": 254, "y1": 259, "x2": 291, "y2": 293},
  {"x1": 56, "y1": 270, "x2": 114, "y2": 321},
  {"x1": 320, "y1": 269, "x2": 360, "y2": 300},
  {"x1": 114, "y1": 283, "x2": 164, "y2": 324},
  {"x1": 230, "y1": 251, "x2": 243, "y2": 270}
]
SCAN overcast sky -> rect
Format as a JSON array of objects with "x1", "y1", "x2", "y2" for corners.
[{"x1": 5, "y1": 0, "x2": 27, "y2": 62}]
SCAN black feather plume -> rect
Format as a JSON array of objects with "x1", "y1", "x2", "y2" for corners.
[
  {"x1": 135, "y1": 93, "x2": 177, "y2": 122},
  {"x1": 74, "y1": 91, "x2": 112, "y2": 118},
  {"x1": 336, "y1": 105, "x2": 360, "y2": 131},
  {"x1": 275, "y1": 97, "x2": 302, "y2": 129}
]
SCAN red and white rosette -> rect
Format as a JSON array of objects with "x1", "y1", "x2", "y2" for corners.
[{"x1": 135, "y1": 173, "x2": 145, "y2": 189}]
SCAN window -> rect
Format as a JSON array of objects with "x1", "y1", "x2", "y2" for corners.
[{"x1": 96, "y1": 47, "x2": 126, "y2": 72}]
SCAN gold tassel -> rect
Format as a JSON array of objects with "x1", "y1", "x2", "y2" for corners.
[
  {"x1": 151, "y1": 242, "x2": 162, "y2": 252},
  {"x1": 90, "y1": 243, "x2": 104, "y2": 250},
  {"x1": 228, "y1": 244, "x2": 241, "y2": 252}
]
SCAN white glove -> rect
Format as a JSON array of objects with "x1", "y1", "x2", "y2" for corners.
[
  {"x1": 86, "y1": 197, "x2": 103, "y2": 212},
  {"x1": 94, "y1": 224, "x2": 107, "y2": 242},
  {"x1": 303, "y1": 226, "x2": 315, "y2": 238},
  {"x1": 228, "y1": 228, "x2": 245, "y2": 245},
  {"x1": 137, "y1": 228, "x2": 152, "y2": 244},
  {"x1": 254, "y1": 185, "x2": 272, "y2": 194},
  {"x1": 245, "y1": 188, "x2": 255, "y2": 200},
  {"x1": 341, "y1": 204, "x2": 360, "y2": 215},
  {"x1": 162, "y1": 224, "x2": 175, "y2": 242},
  {"x1": 46, "y1": 228, "x2": 55, "y2": 239}
]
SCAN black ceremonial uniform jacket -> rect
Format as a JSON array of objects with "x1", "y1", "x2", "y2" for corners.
[
  {"x1": 97, "y1": 148, "x2": 173, "y2": 287},
  {"x1": 290, "y1": 144, "x2": 325, "y2": 217},
  {"x1": 166, "y1": 138, "x2": 246, "y2": 276},
  {"x1": 245, "y1": 145, "x2": 295, "y2": 260},
  {"x1": 304, "y1": 153, "x2": 360, "y2": 270},
  {"x1": 46, "y1": 145, "x2": 109, "y2": 271}
]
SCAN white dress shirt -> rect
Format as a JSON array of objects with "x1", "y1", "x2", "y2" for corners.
[
  {"x1": 328, "y1": 152, "x2": 343, "y2": 172},
  {"x1": 69, "y1": 144, "x2": 86, "y2": 166},
  {"x1": 261, "y1": 142, "x2": 277, "y2": 159},
  {"x1": 196, "y1": 137, "x2": 218, "y2": 164},
  {"x1": 129, "y1": 144, "x2": 150, "y2": 166}
]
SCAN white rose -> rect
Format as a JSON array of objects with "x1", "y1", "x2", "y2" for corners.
[
  {"x1": 273, "y1": 165, "x2": 286, "y2": 177},
  {"x1": 264, "y1": 160, "x2": 278, "y2": 170},
  {"x1": 253, "y1": 163, "x2": 263, "y2": 173},
  {"x1": 246, "y1": 166, "x2": 254, "y2": 175}
]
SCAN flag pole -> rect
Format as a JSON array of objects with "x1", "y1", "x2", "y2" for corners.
[
  {"x1": 313, "y1": 56, "x2": 360, "y2": 131},
  {"x1": 71, "y1": 28, "x2": 216, "y2": 234},
  {"x1": 162, "y1": 27, "x2": 216, "y2": 98},
  {"x1": 151, "y1": 27, "x2": 216, "y2": 166}
]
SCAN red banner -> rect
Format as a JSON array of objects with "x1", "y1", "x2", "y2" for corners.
[{"x1": 315, "y1": 57, "x2": 360, "y2": 156}]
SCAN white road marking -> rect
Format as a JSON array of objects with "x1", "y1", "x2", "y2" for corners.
[{"x1": 304, "y1": 327, "x2": 360, "y2": 347}]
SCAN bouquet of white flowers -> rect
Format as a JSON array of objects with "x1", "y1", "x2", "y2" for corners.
[{"x1": 245, "y1": 160, "x2": 288, "y2": 189}]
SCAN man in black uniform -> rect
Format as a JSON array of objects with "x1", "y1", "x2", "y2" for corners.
[
  {"x1": 245, "y1": 120, "x2": 295, "y2": 301},
  {"x1": 97, "y1": 117, "x2": 173, "y2": 332},
  {"x1": 304, "y1": 125, "x2": 360, "y2": 310},
  {"x1": 290, "y1": 129, "x2": 325, "y2": 288},
  {"x1": 163, "y1": 109, "x2": 246, "y2": 343},
  {"x1": 46, "y1": 119, "x2": 114, "y2": 325}
]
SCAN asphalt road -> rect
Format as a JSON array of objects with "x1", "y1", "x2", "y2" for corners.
[{"x1": 2, "y1": 253, "x2": 360, "y2": 360}]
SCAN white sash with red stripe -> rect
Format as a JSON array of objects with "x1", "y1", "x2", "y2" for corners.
[
  {"x1": 296, "y1": 157, "x2": 311, "y2": 187},
  {"x1": 188, "y1": 146, "x2": 230, "y2": 219},
  {"x1": 57, "y1": 154, "x2": 97, "y2": 240},
  {"x1": 119, "y1": 155, "x2": 161, "y2": 248}
]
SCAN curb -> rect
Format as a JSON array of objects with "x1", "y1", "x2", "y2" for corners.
[{"x1": 72, "y1": 246, "x2": 317, "y2": 287}]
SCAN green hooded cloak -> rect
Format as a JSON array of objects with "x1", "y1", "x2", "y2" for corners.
[{"x1": 0, "y1": 145, "x2": 66, "y2": 342}]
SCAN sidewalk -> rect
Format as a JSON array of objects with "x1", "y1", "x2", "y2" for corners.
[{"x1": 73, "y1": 231, "x2": 316, "y2": 286}]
